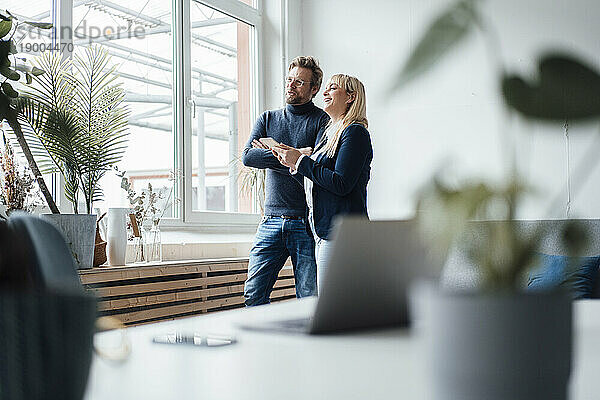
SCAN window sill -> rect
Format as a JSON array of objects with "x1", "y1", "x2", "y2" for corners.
[
  {"x1": 159, "y1": 214, "x2": 261, "y2": 234},
  {"x1": 124, "y1": 237, "x2": 255, "y2": 263}
]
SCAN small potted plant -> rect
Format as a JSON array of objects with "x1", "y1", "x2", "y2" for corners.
[{"x1": 394, "y1": 1, "x2": 600, "y2": 399}]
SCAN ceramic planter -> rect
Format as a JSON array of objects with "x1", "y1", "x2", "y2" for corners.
[
  {"x1": 429, "y1": 291, "x2": 572, "y2": 400},
  {"x1": 41, "y1": 214, "x2": 97, "y2": 269},
  {"x1": 106, "y1": 208, "x2": 129, "y2": 266}
]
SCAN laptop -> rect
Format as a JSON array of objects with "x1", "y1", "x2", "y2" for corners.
[{"x1": 240, "y1": 216, "x2": 445, "y2": 335}]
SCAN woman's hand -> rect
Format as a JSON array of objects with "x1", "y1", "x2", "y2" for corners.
[
  {"x1": 298, "y1": 147, "x2": 313, "y2": 156},
  {"x1": 272, "y1": 143, "x2": 303, "y2": 168}
]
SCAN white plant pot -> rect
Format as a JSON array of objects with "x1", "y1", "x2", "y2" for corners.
[
  {"x1": 429, "y1": 291, "x2": 572, "y2": 400},
  {"x1": 106, "y1": 208, "x2": 129, "y2": 266},
  {"x1": 41, "y1": 214, "x2": 97, "y2": 269}
]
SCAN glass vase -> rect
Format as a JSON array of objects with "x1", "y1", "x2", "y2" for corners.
[
  {"x1": 144, "y1": 222, "x2": 162, "y2": 263},
  {"x1": 132, "y1": 235, "x2": 147, "y2": 264}
]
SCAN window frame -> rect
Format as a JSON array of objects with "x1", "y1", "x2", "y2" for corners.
[
  {"x1": 176, "y1": 0, "x2": 263, "y2": 228},
  {"x1": 48, "y1": 0, "x2": 264, "y2": 229}
]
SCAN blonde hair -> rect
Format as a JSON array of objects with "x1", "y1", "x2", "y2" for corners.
[{"x1": 319, "y1": 74, "x2": 368, "y2": 158}]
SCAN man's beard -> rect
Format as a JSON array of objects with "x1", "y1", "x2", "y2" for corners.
[
  {"x1": 285, "y1": 93, "x2": 303, "y2": 104},
  {"x1": 286, "y1": 92, "x2": 308, "y2": 104}
]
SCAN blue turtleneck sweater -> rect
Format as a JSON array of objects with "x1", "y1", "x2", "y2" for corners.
[{"x1": 242, "y1": 101, "x2": 329, "y2": 217}]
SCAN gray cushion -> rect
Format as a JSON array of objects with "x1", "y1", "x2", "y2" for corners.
[{"x1": 441, "y1": 219, "x2": 600, "y2": 297}]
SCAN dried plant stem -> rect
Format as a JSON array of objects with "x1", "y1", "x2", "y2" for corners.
[{"x1": 2, "y1": 105, "x2": 59, "y2": 213}]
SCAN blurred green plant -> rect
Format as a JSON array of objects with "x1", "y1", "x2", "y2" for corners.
[{"x1": 395, "y1": 0, "x2": 600, "y2": 289}]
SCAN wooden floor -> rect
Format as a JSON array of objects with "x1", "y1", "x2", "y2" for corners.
[{"x1": 79, "y1": 258, "x2": 296, "y2": 326}]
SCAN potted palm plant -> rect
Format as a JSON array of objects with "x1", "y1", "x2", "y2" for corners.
[
  {"x1": 394, "y1": 1, "x2": 600, "y2": 399},
  {"x1": 15, "y1": 46, "x2": 129, "y2": 268}
]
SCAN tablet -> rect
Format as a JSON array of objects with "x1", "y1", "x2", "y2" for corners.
[{"x1": 259, "y1": 137, "x2": 279, "y2": 149}]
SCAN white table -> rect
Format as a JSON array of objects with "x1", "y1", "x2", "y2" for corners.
[{"x1": 85, "y1": 298, "x2": 600, "y2": 400}]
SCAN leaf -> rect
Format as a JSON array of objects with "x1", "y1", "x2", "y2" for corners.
[
  {"x1": 23, "y1": 21, "x2": 53, "y2": 29},
  {"x1": 0, "y1": 65, "x2": 19, "y2": 80},
  {"x1": 416, "y1": 175, "x2": 533, "y2": 289},
  {"x1": 31, "y1": 66, "x2": 45, "y2": 76},
  {"x1": 8, "y1": 39, "x2": 16, "y2": 54},
  {"x1": 120, "y1": 178, "x2": 129, "y2": 190},
  {"x1": 25, "y1": 72, "x2": 32, "y2": 84},
  {"x1": 0, "y1": 18, "x2": 12, "y2": 38},
  {"x1": 2, "y1": 82, "x2": 18, "y2": 98},
  {"x1": 393, "y1": 0, "x2": 478, "y2": 91},
  {"x1": 502, "y1": 53, "x2": 600, "y2": 121},
  {"x1": 0, "y1": 40, "x2": 10, "y2": 66},
  {"x1": 12, "y1": 97, "x2": 58, "y2": 175}
]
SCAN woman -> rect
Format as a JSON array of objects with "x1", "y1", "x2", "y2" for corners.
[{"x1": 273, "y1": 74, "x2": 373, "y2": 292}]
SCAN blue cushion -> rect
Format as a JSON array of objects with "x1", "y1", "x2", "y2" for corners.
[{"x1": 527, "y1": 254, "x2": 600, "y2": 299}]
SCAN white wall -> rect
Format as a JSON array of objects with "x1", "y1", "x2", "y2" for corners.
[
  {"x1": 261, "y1": 0, "x2": 304, "y2": 110},
  {"x1": 294, "y1": 0, "x2": 600, "y2": 219}
]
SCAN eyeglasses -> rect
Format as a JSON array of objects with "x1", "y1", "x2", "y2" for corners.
[{"x1": 286, "y1": 76, "x2": 307, "y2": 87}]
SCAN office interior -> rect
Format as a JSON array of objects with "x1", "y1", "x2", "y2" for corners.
[{"x1": 1, "y1": 0, "x2": 600, "y2": 399}]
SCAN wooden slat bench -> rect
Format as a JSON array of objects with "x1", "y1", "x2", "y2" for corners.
[{"x1": 78, "y1": 257, "x2": 296, "y2": 326}]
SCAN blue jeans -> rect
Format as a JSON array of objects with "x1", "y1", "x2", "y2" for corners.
[{"x1": 244, "y1": 216, "x2": 317, "y2": 306}]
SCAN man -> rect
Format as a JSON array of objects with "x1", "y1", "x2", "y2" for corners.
[{"x1": 242, "y1": 56, "x2": 329, "y2": 306}]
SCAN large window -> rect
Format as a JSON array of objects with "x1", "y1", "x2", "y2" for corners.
[
  {"x1": 4, "y1": 0, "x2": 262, "y2": 227},
  {"x1": 188, "y1": 1, "x2": 254, "y2": 215},
  {"x1": 72, "y1": 0, "x2": 176, "y2": 218}
]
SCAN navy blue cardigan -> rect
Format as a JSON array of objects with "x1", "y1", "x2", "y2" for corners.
[{"x1": 297, "y1": 123, "x2": 373, "y2": 240}]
